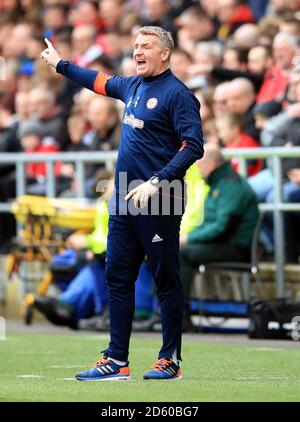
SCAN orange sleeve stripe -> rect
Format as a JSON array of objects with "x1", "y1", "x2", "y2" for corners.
[
  {"x1": 179, "y1": 140, "x2": 188, "y2": 152},
  {"x1": 93, "y1": 72, "x2": 112, "y2": 96}
]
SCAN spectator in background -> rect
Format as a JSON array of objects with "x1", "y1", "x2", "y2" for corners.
[
  {"x1": 70, "y1": 0, "x2": 103, "y2": 31},
  {"x1": 215, "y1": 113, "x2": 262, "y2": 177},
  {"x1": 20, "y1": 0, "x2": 43, "y2": 21},
  {"x1": 120, "y1": 56, "x2": 136, "y2": 76},
  {"x1": 56, "y1": 113, "x2": 91, "y2": 198},
  {"x1": 194, "y1": 87, "x2": 214, "y2": 123},
  {"x1": 259, "y1": 79, "x2": 300, "y2": 152},
  {"x1": 42, "y1": 3, "x2": 70, "y2": 40},
  {"x1": 248, "y1": 78, "x2": 300, "y2": 256},
  {"x1": 99, "y1": 0, "x2": 124, "y2": 32},
  {"x1": 170, "y1": 48, "x2": 193, "y2": 85},
  {"x1": 233, "y1": 23, "x2": 259, "y2": 49},
  {"x1": 55, "y1": 31, "x2": 73, "y2": 62},
  {"x1": 187, "y1": 40, "x2": 222, "y2": 88},
  {"x1": 0, "y1": 91, "x2": 30, "y2": 159},
  {"x1": 72, "y1": 24, "x2": 103, "y2": 68},
  {"x1": 256, "y1": 32, "x2": 297, "y2": 103},
  {"x1": 225, "y1": 77, "x2": 259, "y2": 141},
  {"x1": 216, "y1": 0, "x2": 255, "y2": 42},
  {"x1": 28, "y1": 87, "x2": 69, "y2": 150},
  {"x1": 252, "y1": 100, "x2": 282, "y2": 132},
  {"x1": 247, "y1": 45, "x2": 273, "y2": 77},
  {"x1": 222, "y1": 43, "x2": 249, "y2": 71},
  {"x1": 180, "y1": 145, "x2": 258, "y2": 328},
  {"x1": 266, "y1": 0, "x2": 300, "y2": 16},
  {"x1": 209, "y1": 43, "x2": 271, "y2": 91},
  {"x1": 176, "y1": 6, "x2": 216, "y2": 56},
  {"x1": 188, "y1": 43, "x2": 267, "y2": 94},
  {"x1": 102, "y1": 32, "x2": 124, "y2": 69},
  {"x1": 200, "y1": 0, "x2": 219, "y2": 20},
  {"x1": 1, "y1": 22, "x2": 33, "y2": 61},
  {"x1": 82, "y1": 96, "x2": 120, "y2": 194},
  {"x1": 72, "y1": 88, "x2": 97, "y2": 127},
  {"x1": 203, "y1": 119, "x2": 221, "y2": 147},
  {"x1": 257, "y1": 15, "x2": 280, "y2": 47},
  {"x1": 212, "y1": 82, "x2": 230, "y2": 117},
  {"x1": 83, "y1": 96, "x2": 120, "y2": 154},
  {"x1": 55, "y1": 32, "x2": 82, "y2": 114},
  {"x1": 67, "y1": 113, "x2": 88, "y2": 153},
  {"x1": 19, "y1": 120, "x2": 60, "y2": 179},
  {"x1": 279, "y1": 13, "x2": 300, "y2": 37},
  {"x1": 141, "y1": 0, "x2": 176, "y2": 39},
  {"x1": 26, "y1": 36, "x2": 46, "y2": 62}
]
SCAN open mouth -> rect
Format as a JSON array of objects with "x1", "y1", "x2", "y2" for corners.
[{"x1": 136, "y1": 59, "x2": 146, "y2": 68}]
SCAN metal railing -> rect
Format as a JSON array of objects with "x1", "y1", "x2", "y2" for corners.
[
  {"x1": 0, "y1": 147, "x2": 300, "y2": 298},
  {"x1": 223, "y1": 147, "x2": 300, "y2": 298},
  {"x1": 0, "y1": 151, "x2": 117, "y2": 208}
]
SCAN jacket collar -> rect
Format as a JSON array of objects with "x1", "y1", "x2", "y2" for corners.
[{"x1": 207, "y1": 162, "x2": 233, "y2": 187}]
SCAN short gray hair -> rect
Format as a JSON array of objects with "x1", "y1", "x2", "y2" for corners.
[
  {"x1": 273, "y1": 32, "x2": 298, "y2": 50},
  {"x1": 196, "y1": 41, "x2": 223, "y2": 61},
  {"x1": 137, "y1": 26, "x2": 174, "y2": 56}
]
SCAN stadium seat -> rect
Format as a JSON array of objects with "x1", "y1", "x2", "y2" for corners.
[{"x1": 196, "y1": 213, "x2": 265, "y2": 303}]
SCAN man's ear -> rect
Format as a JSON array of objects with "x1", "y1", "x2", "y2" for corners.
[{"x1": 161, "y1": 49, "x2": 170, "y2": 62}]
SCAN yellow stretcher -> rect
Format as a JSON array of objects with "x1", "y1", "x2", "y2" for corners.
[
  {"x1": 6, "y1": 195, "x2": 96, "y2": 324},
  {"x1": 12, "y1": 195, "x2": 96, "y2": 230}
]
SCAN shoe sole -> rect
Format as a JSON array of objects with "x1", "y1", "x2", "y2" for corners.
[
  {"x1": 76, "y1": 376, "x2": 131, "y2": 382},
  {"x1": 143, "y1": 375, "x2": 182, "y2": 381}
]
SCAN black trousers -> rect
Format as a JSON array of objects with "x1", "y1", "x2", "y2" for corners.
[{"x1": 104, "y1": 211, "x2": 184, "y2": 362}]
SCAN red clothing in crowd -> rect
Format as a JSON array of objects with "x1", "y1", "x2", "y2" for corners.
[
  {"x1": 25, "y1": 143, "x2": 63, "y2": 179},
  {"x1": 217, "y1": 3, "x2": 254, "y2": 40},
  {"x1": 226, "y1": 132, "x2": 263, "y2": 177},
  {"x1": 256, "y1": 65, "x2": 290, "y2": 104}
]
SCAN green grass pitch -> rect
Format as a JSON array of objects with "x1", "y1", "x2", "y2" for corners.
[{"x1": 0, "y1": 333, "x2": 300, "y2": 402}]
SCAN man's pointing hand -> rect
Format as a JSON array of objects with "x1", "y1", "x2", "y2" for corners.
[{"x1": 41, "y1": 38, "x2": 62, "y2": 69}]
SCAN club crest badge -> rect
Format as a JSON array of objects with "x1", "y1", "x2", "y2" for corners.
[{"x1": 146, "y1": 98, "x2": 158, "y2": 109}]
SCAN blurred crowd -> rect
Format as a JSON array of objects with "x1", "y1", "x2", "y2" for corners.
[{"x1": 0, "y1": 0, "x2": 300, "y2": 260}]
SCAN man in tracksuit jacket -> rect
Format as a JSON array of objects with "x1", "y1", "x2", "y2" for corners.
[{"x1": 41, "y1": 26, "x2": 204, "y2": 381}]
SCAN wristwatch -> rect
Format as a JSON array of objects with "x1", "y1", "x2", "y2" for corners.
[{"x1": 149, "y1": 174, "x2": 160, "y2": 186}]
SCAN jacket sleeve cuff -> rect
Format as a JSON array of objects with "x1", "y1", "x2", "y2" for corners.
[{"x1": 56, "y1": 60, "x2": 68, "y2": 75}]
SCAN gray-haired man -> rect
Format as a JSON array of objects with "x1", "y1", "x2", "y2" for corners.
[{"x1": 41, "y1": 26, "x2": 204, "y2": 381}]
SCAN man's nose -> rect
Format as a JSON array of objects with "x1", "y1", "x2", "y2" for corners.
[{"x1": 134, "y1": 46, "x2": 142, "y2": 55}]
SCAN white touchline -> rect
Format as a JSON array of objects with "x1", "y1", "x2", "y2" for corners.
[
  {"x1": 18, "y1": 375, "x2": 44, "y2": 378},
  {"x1": 49, "y1": 365, "x2": 87, "y2": 369}
]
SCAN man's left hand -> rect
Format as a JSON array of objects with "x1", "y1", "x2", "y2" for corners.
[{"x1": 125, "y1": 180, "x2": 158, "y2": 208}]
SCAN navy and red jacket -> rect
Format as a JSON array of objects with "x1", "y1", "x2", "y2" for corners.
[{"x1": 56, "y1": 61, "x2": 204, "y2": 192}]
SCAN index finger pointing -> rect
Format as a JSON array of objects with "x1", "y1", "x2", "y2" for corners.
[{"x1": 44, "y1": 38, "x2": 53, "y2": 48}]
